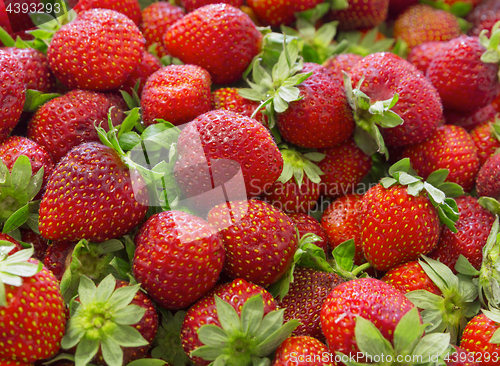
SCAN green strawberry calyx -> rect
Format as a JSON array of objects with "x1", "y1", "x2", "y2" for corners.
[
  {"x1": 420, "y1": 0, "x2": 473, "y2": 17},
  {"x1": 379, "y1": 158, "x2": 463, "y2": 232},
  {"x1": 277, "y1": 144, "x2": 325, "y2": 187},
  {"x1": 336, "y1": 27, "x2": 396, "y2": 57},
  {"x1": 238, "y1": 37, "x2": 313, "y2": 129},
  {"x1": 0, "y1": 243, "x2": 41, "y2": 307},
  {"x1": 191, "y1": 294, "x2": 300, "y2": 366},
  {"x1": 343, "y1": 72, "x2": 404, "y2": 159},
  {"x1": 480, "y1": 20, "x2": 500, "y2": 75},
  {"x1": 0, "y1": 155, "x2": 43, "y2": 233},
  {"x1": 478, "y1": 196, "x2": 500, "y2": 216},
  {"x1": 337, "y1": 308, "x2": 453, "y2": 366},
  {"x1": 61, "y1": 274, "x2": 149, "y2": 366},
  {"x1": 404, "y1": 256, "x2": 481, "y2": 344},
  {"x1": 329, "y1": 238, "x2": 371, "y2": 280}
]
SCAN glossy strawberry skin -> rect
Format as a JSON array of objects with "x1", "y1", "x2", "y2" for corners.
[
  {"x1": 180, "y1": 278, "x2": 277, "y2": 366},
  {"x1": 2, "y1": 47, "x2": 55, "y2": 93},
  {"x1": 277, "y1": 268, "x2": 343, "y2": 340},
  {"x1": 360, "y1": 184, "x2": 441, "y2": 271},
  {"x1": 261, "y1": 176, "x2": 320, "y2": 215},
  {"x1": 476, "y1": 153, "x2": 500, "y2": 199},
  {"x1": 71, "y1": 0, "x2": 142, "y2": 26},
  {"x1": 164, "y1": 4, "x2": 262, "y2": 84},
  {"x1": 208, "y1": 200, "x2": 298, "y2": 287},
  {"x1": 429, "y1": 196, "x2": 495, "y2": 272},
  {"x1": 247, "y1": 0, "x2": 322, "y2": 27},
  {"x1": 47, "y1": 9, "x2": 145, "y2": 91},
  {"x1": 212, "y1": 87, "x2": 267, "y2": 126},
  {"x1": 27, "y1": 90, "x2": 126, "y2": 163},
  {"x1": 141, "y1": 64, "x2": 212, "y2": 126},
  {"x1": 402, "y1": 125, "x2": 480, "y2": 192},
  {"x1": 133, "y1": 210, "x2": 225, "y2": 310},
  {"x1": 140, "y1": 2, "x2": 184, "y2": 58},
  {"x1": 329, "y1": 0, "x2": 389, "y2": 31},
  {"x1": 407, "y1": 41, "x2": 446, "y2": 74},
  {"x1": 460, "y1": 314, "x2": 500, "y2": 366},
  {"x1": 321, "y1": 278, "x2": 416, "y2": 357},
  {"x1": 288, "y1": 213, "x2": 329, "y2": 256},
  {"x1": 0, "y1": 262, "x2": 66, "y2": 363},
  {"x1": 322, "y1": 53, "x2": 362, "y2": 77},
  {"x1": 321, "y1": 194, "x2": 365, "y2": 265},
  {"x1": 427, "y1": 36, "x2": 500, "y2": 113},
  {"x1": 276, "y1": 63, "x2": 355, "y2": 149},
  {"x1": 470, "y1": 120, "x2": 500, "y2": 166},
  {"x1": 121, "y1": 51, "x2": 161, "y2": 96},
  {"x1": 39, "y1": 142, "x2": 149, "y2": 243},
  {"x1": 445, "y1": 102, "x2": 499, "y2": 132},
  {"x1": 350, "y1": 52, "x2": 443, "y2": 147},
  {"x1": 381, "y1": 260, "x2": 442, "y2": 295},
  {"x1": 271, "y1": 336, "x2": 335, "y2": 366},
  {"x1": 0, "y1": 50, "x2": 25, "y2": 143}
]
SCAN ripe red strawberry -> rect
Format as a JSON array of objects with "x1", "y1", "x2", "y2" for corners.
[
  {"x1": 38, "y1": 142, "x2": 149, "y2": 242},
  {"x1": 277, "y1": 267, "x2": 343, "y2": 339},
  {"x1": 467, "y1": 0, "x2": 500, "y2": 37},
  {"x1": 27, "y1": 90, "x2": 126, "y2": 163},
  {"x1": 271, "y1": 336, "x2": 334, "y2": 365},
  {"x1": 445, "y1": 102, "x2": 499, "y2": 131},
  {"x1": 446, "y1": 345, "x2": 480, "y2": 366},
  {"x1": 288, "y1": 213, "x2": 329, "y2": 256},
  {"x1": 394, "y1": 4, "x2": 461, "y2": 50},
  {"x1": 329, "y1": 0, "x2": 389, "y2": 31},
  {"x1": 164, "y1": 4, "x2": 262, "y2": 84},
  {"x1": 350, "y1": 52, "x2": 443, "y2": 147},
  {"x1": 42, "y1": 241, "x2": 76, "y2": 281},
  {"x1": 141, "y1": 64, "x2": 212, "y2": 126},
  {"x1": 47, "y1": 9, "x2": 145, "y2": 91},
  {"x1": 180, "y1": 278, "x2": 279, "y2": 366},
  {"x1": 208, "y1": 200, "x2": 298, "y2": 286},
  {"x1": 321, "y1": 277, "x2": 416, "y2": 357},
  {"x1": 429, "y1": 196, "x2": 495, "y2": 272},
  {"x1": 470, "y1": 119, "x2": 500, "y2": 166},
  {"x1": 246, "y1": 0, "x2": 323, "y2": 26},
  {"x1": 0, "y1": 246, "x2": 66, "y2": 363},
  {"x1": 476, "y1": 153, "x2": 500, "y2": 199},
  {"x1": 121, "y1": 51, "x2": 161, "y2": 96},
  {"x1": 407, "y1": 41, "x2": 446, "y2": 74},
  {"x1": 2, "y1": 47, "x2": 55, "y2": 93},
  {"x1": 70, "y1": 0, "x2": 142, "y2": 26},
  {"x1": 0, "y1": 49, "x2": 25, "y2": 142},
  {"x1": 277, "y1": 63, "x2": 355, "y2": 149},
  {"x1": 182, "y1": 0, "x2": 243, "y2": 13},
  {"x1": 402, "y1": 125, "x2": 480, "y2": 192},
  {"x1": 382, "y1": 260, "x2": 442, "y2": 295},
  {"x1": 133, "y1": 210, "x2": 225, "y2": 310},
  {"x1": 427, "y1": 35, "x2": 500, "y2": 113},
  {"x1": 140, "y1": 2, "x2": 184, "y2": 59},
  {"x1": 322, "y1": 53, "x2": 363, "y2": 77},
  {"x1": 0, "y1": 233, "x2": 23, "y2": 253},
  {"x1": 0, "y1": 360, "x2": 33, "y2": 366},
  {"x1": 460, "y1": 312, "x2": 500, "y2": 366},
  {"x1": 317, "y1": 138, "x2": 372, "y2": 198},
  {"x1": 20, "y1": 229, "x2": 48, "y2": 261},
  {"x1": 212, "y1": 87, "x2": 267, "y2": 126},
  {"x1": 321, "y1": 193, "x2": 365, "y2": 265},
  {"x1": 174, "y1": 110, "x2": 283, "y2": 209}
]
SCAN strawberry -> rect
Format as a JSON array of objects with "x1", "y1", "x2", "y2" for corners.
[
  {"x1": 460, "y1": 311, "x2": 500, "y2": 366},
  {"x1": 121, "y1": 51, "x2": 161, "y2": 97},
  {"x1": 476, "y1": 153, "x2": 500, "y2": 199},
  {"x1": 246, "y1": 0, "x2": 323, "y2": 27},
  {"x1": 288, "y1": 213, "x2": 329, "y2": 256},
  {"x1": 402, "y1": 124, "x2": 480, "y2": 192},
  {"x1": 321, "y1": 193, "x2": 365, "y2": 265},
  {"x1": 141, "y1": 64, "x2": 212, "y2": 126},
  {"x1": 133, "y1": 210, "x2": 225, "y2": 310},
  {"x1": 446, "y1": 345, "x2": 480, "y2": 366},
  {"x1": 182, "y1": 0, "x2": 243, "y2": 13},
  {"x1": 47, "y1": 9, "x2": 145, "y2": 91},
  {"x1": 470, "y1": 118, "x2": 500, "y2": 166},
  {"x1": 2, "y1": 47, "x2": 55, "y2": 93},
  {"x1": 70, "y1": 0, "x2": 142, "y2": 26},
  {"x1": 208, "y1": 199, "x2": 298, "y2": 286},
  {"x1": 0, "y1": 360, "x2": 33, "y2": 366},
  {"x1": 329, "y1": 0, "x2": 390, "y2": 31},
  {"x1": 393, "y1": 4, "x2": 461, "y2": 50},
  {"x1": 180, "y1": 278, "x2": 299, "y2": 366},
  {"x1": 38, "y1": 142, "x2": 149, "y2": 242},
  {"x1": 467, "y1": 0, "x2": 500, "y2": 37},
  {"x1": 427, "y1": 35, "x2": 500, "y2": 114},
  {"x1": 27, "y1": 89, "x2": 126, "y2": 163},
  {"x1": 276, "y1": 62, "x2": 355, "y2": 149},
  {"x1": 388, "y1": 0, "x2": 418, "y2": 18},
  {"x1": 20, "y1": 229, "x2": 48, "y2": 261},
  {"x1": 322, "y1": 53, "x2": 363, "y2": 77},
  {"x1": 382, "y1": 260, "x2": 442, "y2": 295},
  {"x1": 0, "y1": 49, "x2": 25, "y2": 143},
  {"x1": 445, "y1": 102, "x2": 499, "y2": 131},
  {"x1": 407, "y1": 41, "x2": 446, "y2": 74},
  {"x1": 317, "y1": 138, "x2": 372, "y2": 198},
  {"x1": 0, "y1": 234, "x2": 23, "y2": 253},
  {"x1": 140, "y1": 2, "x2": 184, "y2": 59},
  {"x1": 271, "y1": 336, "x2": 334, "y2": 365},
  {"x1": 429, "y1": 196, "x2": 495, "y2": 272},
  {"x1": 277, "y1": 267, "x2": 343, "y2": 339},
  {"x1": 212, "y1": 87, "x2": 267, "y2": 126},
  {"x1": 164, "y1": 4, "x2": 262, "y2": 84},
  {"x1": 320, "y1": 277, "x2": 416, "y2": 356},
  {"x1": 0, "y1": 246, "x2": 66, "y2": 363}
]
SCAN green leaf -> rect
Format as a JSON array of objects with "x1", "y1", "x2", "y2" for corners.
[
  {"x1": 2, "y1": 203, "x2": 30, "y2": 234},
  {"x1": 114, "y1": 305, "x2": 146, "y2": 325},
  {"x1": 455, "y1": 255, "x2": 480, "y2": 276},
  {"x1": 101, "y1": 336, "x2": 124, "y2": 366},
  {"x1": 273, "y1": 93, "x2": 288, "y2": 114},
  {"x1": 214, "y1": 295, "x2": 242, "y2": 334},
  {"x1": 77, "y1": 275, "x2": 97, "y2": 307},
  {"x1": 23, "y1": 90, "x2": 61, "y2": 113},
  {"x1": 479, "y1": 197, "x2": 500, "y2": 215},
  {"x1": 197, "y1": 324, "x2": 230, "y2": 347},
  {"x1": 437, "y1": 182, "x2": 464, "y2": 198},
  {"x1": 61, "y1": 319, "x2": 86, "y2": 350},
  {"x1": 389, "y1": 158, "x2": 411, "y2": 175},
  {"x1": 238, "y1": 88, "x2": 265, "y2": 102},
  {"x1": 108, "y1": 284, "x2": 141, "y2": 311},
  {"x1": 423, "y1": 182, "x2": 446, "y2": 205},
  {"x1": 255, "y1": 319, "x2": 301, "y2": 357},
  {"x1": 489, "y1": 328, "x2": 500, "y2": 344},
  {"x1": 413, "y1": 333, "x2": 451, "y2": 359},
  {"x1": 277, "y1": 86, "x2": 301, "y2": 103},
  {"x1": 190, "y1": 345, "x2": 222, "y2": 361},
  {"x1": 380, "y1": 177, "x2": 397, "y2": 189},
  {"x1": 393, "y1": 308, "x2": 424, "y2": 356},
  {"x1": 254, "y1": 309, "x2": 286, "y2": 345},
  {"x1": 354, "y1": 316, "x2": 394, "y2": 358},
  {"x1": 332, "y1": 239, "x2": 355, "y2": 272},
  {"x1": 74, "y1": 337, "x2": 100, "y2": 366},
  {"x1": 241, "y1": 294, "x2": 264, "y2": 336},
  {"x1": 426, "y1": 169, "x2": 449, "y2": 187},
  {"x1": 11, "y1": 155, "x2": 32, "y2": 191},
  {"x1": 405, "y1": 290, "x2": 442, "y2": 310},
  {"x1": 109, "y1": 323, "x2": 149, "y2": 348},
  {"x1": 94, "y1": 274, "x2": 116, "y2": 303},
  {"x1": 126, "y1": 359, "x2": 167, "y2": 366}
]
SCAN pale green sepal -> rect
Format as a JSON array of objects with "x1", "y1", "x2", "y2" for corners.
[
  {"x1": 101, "y1": 336, "x2": 124, "y2": 366},
  {"x1": 241, "y1": 294, "x2": 265, "y2": 336},
  {"x1": 108, "y1": 323, "x2": 149, "y2": 348},
  {"x1": 114, "y1": 305, "x2": 147, "y2": 325},
  {"x1": 197, "y1": 324, "x2": 230, "y2": 347},
  {"x1": 354, "y1": 316, "x2": 394, "y2": 359},
  {"x1": 74, "y1": 337, "x2": 100, "y2": 366},
  {"x1": 108, "y1": 283, "x2": 142, "y2": 311},
  {"x1": 215, "y1": 295, "x2": 242, "y2": 334}
]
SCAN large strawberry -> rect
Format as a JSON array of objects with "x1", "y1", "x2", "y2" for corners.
[
  {"x1": 460, "y1": 311, "x2": 500, "y2": 366},
  {"x1": 38, "y1": 142, "x2": 149, "y2": 242},
  {"x1": 164, "y1": 4, "x2": 262, "y2": 84},
  {"x1": 141, "y1": 64, "x2": 212, "y2": 126},
  {"x1": 329, "y1": 0, "x2": 389, "y2": 31},
  {"x1": 70, "y1": 0, "x2": 142, "y2": 26},
  {"x1": 133, "y1": 210, "x2": 225, "y2": 309},
  {"x1": 0, "y1": 245, "x2": 66, "y2": 363},
  {"x1": 47, "y1": 9, "x2": 145, "y2": 91}
]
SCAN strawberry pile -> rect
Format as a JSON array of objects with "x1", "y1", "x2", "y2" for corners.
[{"x1": 5, "y1": 0, "x2": 500, "y2": 365}]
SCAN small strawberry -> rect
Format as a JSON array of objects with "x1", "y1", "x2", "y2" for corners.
[
  {"x1": 164, "y1": 4, "x2": 262, "y2": 84},
  {"x1": 47, "y1": 9, "x2": 145, "y2": 91},
  {"x1": 402, "y1": 124, "x2": 480, "y2": 192},
  {"x1": 470, "y1": 117, "x2": 500, "y2": 166},
  {"x1": 476, "y1": 153, "x2": 500, "y2": 199},
  {"x1": 121, "y1": 51, "x2": 161, "y2": 97},
  {"x1": 289, "y1": 213, "x2": 329, "y2": 256},
  {"x1": 141, "y1": 64, "x2": 212, "y2": 126},
  {"x1": 407, "y1": 41, "x2": 446, "y2": 74},
  {"x1": 329, "y1": 0, "x2": 390, "y2": 31},
  {"x1": 70, "y1": 0, "x2": 142, "y2": 26},
  {"x1": 246, "y1": 0, "x2": 323, "y2": 27},
  {"x1": 133, "y1": 210, "x2": 225, "y2": 310},
  {"x1": 382, "y1": 260, "x2": 442, "y2": 295},
  {"x1": 212, "y1": 87, "x2": 267, "y2": 126},
  {"x1": 271, "y1": 336, "x2": 334, "y2": 365},
  {"x1": 460, "y1": 311, "x2": 500, "y2": 366},
  {"x1": 467, "y1": 0, "x2": 500, "y2": 37}
]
